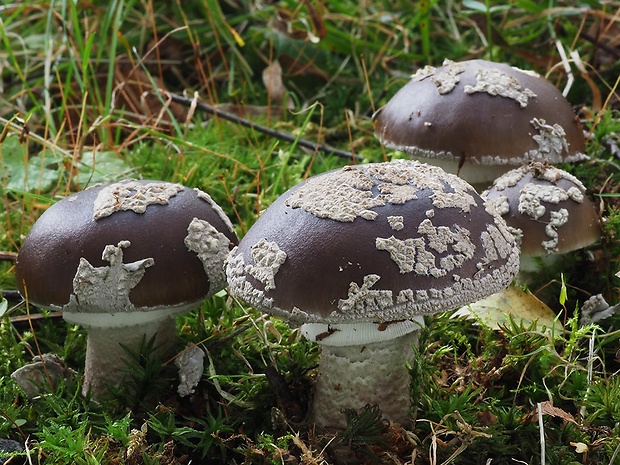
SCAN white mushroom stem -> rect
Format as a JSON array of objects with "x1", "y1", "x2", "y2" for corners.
[
  {"x1": 64, "y1": 306, "x2": 193, "y2": 398},
  {"x1": 408, "y1": 155, "x2": 512, "y2": 191},
  {"x1": 300, "y1": 319, "x2": 424, "y2": 430},
  {"x1": 80, "y1": 316, "x2": 177, "y2": 398}
]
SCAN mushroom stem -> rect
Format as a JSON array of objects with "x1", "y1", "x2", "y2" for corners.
[
  {"x1": 82, "y1": 317, "x2": 177, "y2": 398},
  {"x1": 311, "y1": 330, "x2": 419, "y2": 430}
]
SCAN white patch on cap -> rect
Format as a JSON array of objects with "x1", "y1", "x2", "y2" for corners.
[
  {"x1": 518, "y1": 183, "x2": 572, "y2": 220},
  {"x1": 63, "y1": 241, "x2": 154, "y2": 314},
  {"x1": 464, "y1": 68, "x2": 537, "y2": 108},
  {"x1": 480, "y1": 223, "x2": 514, "y2": 263},
  {"x1": 225, "y1": 248, "x2": 273, "y2": 309},
  {"x1": 430, "y1": 190, "x2": 477, "y2": 212},
  {"x1": 184, "y1": 218, "x2": 231, "y2": 294},
  {"x1": 376, "y1": 236, "x2": 429, "y2": 274},
  {"x1": 245, "y1": 239, "x2": 287, "y2": 291},
  {"x1": 387, "y1": 215, "x2": 404, "y2": 231},
  {"x1": 285, "y1": 162, "x2": 479, "y2": 222},
  {"x1": 485, "y1": 195, "x2": 510, "y2": 216},
  {"x1": 542, "y1": 208, "x2": 569, "y2": 253},
  {"x1": 527, "y1": 118, "x2": 570, "y2": 163},
  {"x1": 194, "y1": 188, "x2": 236, "y2": 235},
  {"x1": 338, "y1": 274, "x2": 394, "y2": 314},
  {"x1": 411, "y1": 65, "x2": 436, "y2": 82},
  {"x1": 418, "y1": 219, "x2": 476, "y2": 273},
  {"x1": 93, "y1": 181, "x2": 184, "y2": 220},
  {"x1": 517, "y1": 182, "x2": 583, "y2": 254},
  {"x1": 432, "y1": 59, "x2": 465, "y2": 94},
  {"x1": 488, "y1": 167, "x2": 525, "y2": 191}
]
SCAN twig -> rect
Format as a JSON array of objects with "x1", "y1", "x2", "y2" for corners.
[
  {"x1": 167, "y1": 93, "x2": 363, "y2": 161},
  {"x1": 538, "y1": 402, "x2": 546, "y2": 465},
  {"x1": 0, "y1": 251, "x2": 18, "y2": 262},
  {"x1": 2, "y1": 290, "x2": 22, "y2": 300},
  {"x1": 10, "y1": 312, "x2": 64, "y2": 324},
  {"x1": 579, "y1": 31, "x2": 620, "y2": 59}
]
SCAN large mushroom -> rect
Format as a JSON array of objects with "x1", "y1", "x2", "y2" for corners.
[
  {"x1": 15, "y1": 180, "x2": 238, "y2": 398},
  {"x1": 482, "y1": 161, "x2": 601, "y2": 275},
  {"x1": 373, "y1": 59, "x2": 587, "y2": 187},
  {"x1": 226, "y1": 160, "x2": 520, "y2": 431}
]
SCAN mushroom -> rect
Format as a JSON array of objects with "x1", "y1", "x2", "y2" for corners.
[
  {"x1": 482, "y1": 161, "x2": 601, "y2": 276},
  {"x1": 226, "y1": 160, "x2": 520, "y2": 430},
  {"x1": 373, "y1": 59, "x2": 587, "y2": 188},
  {"x1": 15, "y1": 180, "x2": 238, "y2": 398}
]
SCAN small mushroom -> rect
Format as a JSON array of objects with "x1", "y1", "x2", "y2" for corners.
[
  {"x1": 482, "y1": 161, "x2": 601, "y2": 275},
  {"x1": 226, "y1": 160, "x2": 519, "y2": 430},
  {"x1": 373, "y1": 59, "x2": 587, "y2": 188},
  {"x1": 15, "y1": 180, "x2": 237, "y2": 398}
]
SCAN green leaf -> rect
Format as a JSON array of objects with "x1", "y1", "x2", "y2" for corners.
[
  {"x1": 0, "y1": 134, "x2": 63, "y2": 193},
  {"x1": 73, "y1": 150, "x2": 134, "y2": 187}
]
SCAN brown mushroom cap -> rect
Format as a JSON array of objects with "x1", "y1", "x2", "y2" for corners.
[
  {"x1": 15, "y1": 180, "x2": 238, "y2": 312},
  {"x1": 226, "y1": 160, "x2": 520, "y2": 326},
  {"x1": 374, "y1": 59, "x2": 587, "y2": 182},
  {"x1": 482, "y1": 162, "x2": 601, "y2": 256}
]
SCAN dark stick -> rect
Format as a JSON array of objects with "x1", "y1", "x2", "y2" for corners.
[
  {"x1": 2, "y1": 290, "x2": 21, "y2": 300},
  {"x1": 167, "y1": 93, "x2": 363, "y2": 161},
  {"x1": 0, "y1": 251, "x2": 17, "y2": 262}
]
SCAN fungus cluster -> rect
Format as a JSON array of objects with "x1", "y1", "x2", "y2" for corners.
[
  {"x1": 373, "y1": 59, "x2": 587, "y2": 186},
  {"x1": 226, "y1": 160, "x2": 519, "y2": 430},
  {"x1": 15, "y1": 180, "x2": 237, "y2": 398}
]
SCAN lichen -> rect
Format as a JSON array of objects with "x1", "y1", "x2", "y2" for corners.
[
  {"x1": 184, "y1": 218, "x2": 231, "y2": 293},
  {"x1": 93, "y1": 181, "x2": 185, "y2": 220},
  {"x1": 463, "y1": 67, "x2": 537, "y2": 108}
]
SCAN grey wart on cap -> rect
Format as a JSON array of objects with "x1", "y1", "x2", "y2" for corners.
[
  {"x1": 15, "y1": 180, "x2": 238, "y2": 399},
  {"x1": 374, "y1": 59, "x2": 587, "y2": 187},
  {"x1": 482, "y1": 161, "x2": 601, "y2": 276},
  {"x1": 226, "y1": 160, "x2": 519, "y2": 430}
]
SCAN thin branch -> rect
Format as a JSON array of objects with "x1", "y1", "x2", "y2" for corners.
[
  {"x1": 167, "y1": 93, "x2": 363, "y2": 161},
  {"x1": 0, "y1": 251, "x2": 17, "y2": 262}
]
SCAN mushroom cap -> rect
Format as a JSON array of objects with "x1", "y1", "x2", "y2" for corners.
[
  {"x1": 482, "y1": 162, "x2": 601, "y2": 256},
  {"x1": 15, "y1": 180, "x2": 238, "y2": 314},
  {"x1": 226, "y1": 160, "x2": 520, "y2": 326},
  {"x1": 374, "y1": 59, "x2": 587, "y2": 180}
]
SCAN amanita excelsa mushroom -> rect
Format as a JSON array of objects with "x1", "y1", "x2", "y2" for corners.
[
  {"x1": 15, "y1": 180, "x2": 237, "y2": 398},
  {"x1": 373, "y1": 59, "x2": 587, "y2": 187},
  {"x1": 226, "y1": 160, "x2": 519, "y2": 430},
  {"x1": 482, "y1": 161, "x2": 601, "y2": 275}
]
